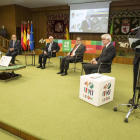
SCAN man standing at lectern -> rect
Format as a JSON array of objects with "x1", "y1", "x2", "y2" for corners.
[
  {"x1": 6, "y1": 34, "x2": 21, "y2": 64},
  {"x1": 57, "y1": 37, "x2": 86, "y2": 76},
  {"x1": 37, "y1": 36, "x2": 60, "y2": 69},
  {"x1": 83, "y1": 34, "x2": 116, "y2": 75}
]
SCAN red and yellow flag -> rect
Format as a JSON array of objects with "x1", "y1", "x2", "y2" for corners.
[
  {"x1": 23, "y1": 22, "x2": 27, "y2": 51},
  {"x1": 64, "y1": 23, "x2": 70, "y2": 40}
]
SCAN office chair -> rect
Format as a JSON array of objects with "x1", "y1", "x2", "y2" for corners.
[
  {"x1": 69, "y1": 54, "x2": 84, "y2": 73},
  {"x1": 46, "y1": 52, "x2": 57, "y2": 66}
]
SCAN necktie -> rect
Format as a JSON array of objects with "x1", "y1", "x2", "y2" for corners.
[
  {"x1": 102, "y1": 46, "x2": 107, "y2": 53},
  {"x1": 13, "y1": 41, "x2": 15, "y2": 48},
  {"x1": 48, "y1": 43, "x2": 52, "y2": 52},
  {"x1": 70, "y1": 44, "x2": 79, "y2": 56},
  {"x1": 97, "y1": 46, "x2": 107, "y2": 63}
]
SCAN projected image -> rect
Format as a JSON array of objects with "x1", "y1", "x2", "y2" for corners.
[{"x1": 70, "y1": 8, "x2": 109, "y2": 33}]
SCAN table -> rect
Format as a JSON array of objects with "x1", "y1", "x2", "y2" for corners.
[
  {"x1": 79, "y1": 73, "x2": 115, "y2": 107},
  {"x1": 25, "y1": 53, "x2": 36, "y2": 66},
  {"x1": 0, "y1": 65, "x2": 26, "y2": 82},
  {"x1": 57, "y1": 56, "x2": 64, "y2": 70}
]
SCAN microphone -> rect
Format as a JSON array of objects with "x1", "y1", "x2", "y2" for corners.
[{"x1": 131, "y1": 26, "x2": 140, "y2": 32}]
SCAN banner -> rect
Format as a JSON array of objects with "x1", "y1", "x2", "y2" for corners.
[
  {"x1": 46, "y1": 39, "x2": 116, "y2": 54},
  {"x1": 62, "y1": 40, "x2": 71, "y2": 52}
]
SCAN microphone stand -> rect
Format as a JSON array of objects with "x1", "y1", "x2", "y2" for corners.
[{"x1": 113, "y1": 30, "x2": 140, "y2": 123}]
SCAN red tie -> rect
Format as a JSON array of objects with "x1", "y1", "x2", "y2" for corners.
[{"x1": 70, "y1": 45, "x2": 79, "y2": 56}]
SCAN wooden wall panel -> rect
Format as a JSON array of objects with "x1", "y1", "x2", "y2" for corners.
[
  {"x1": 0, "y1": 5, "x2": 16, "y2": 40},
  {"x1": 15, "y1": 5, "x2": 31, "y2": 27},
  {"x1": 31, "y1": 12, "x2": 47, "y2": 49}
]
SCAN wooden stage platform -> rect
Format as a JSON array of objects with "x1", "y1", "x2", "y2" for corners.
[{"x1": 0, "y1": 50, "x2": 134, "y2": 140}]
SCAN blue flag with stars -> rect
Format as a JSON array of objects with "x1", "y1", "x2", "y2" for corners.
[{"x1": 30, "y1": 23, "x2": 34, "y2": 50}]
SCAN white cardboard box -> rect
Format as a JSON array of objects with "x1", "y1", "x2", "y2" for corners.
[{"x1": 79, "y1": 73, "x2": 115, "y2": 107}]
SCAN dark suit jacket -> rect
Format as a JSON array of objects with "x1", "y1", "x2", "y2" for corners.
[
  {"x1": 132, "y1": 29, "x2": 140, "y2": 65},
  {"x1": 9, "y1": 40, "x2": 21, "y2": 52},
  {"x1": 96, "y1": 43, "x2": 116, "y2": 73},
  {"x1": 44, "y1": 42, "x2": 60, "y2": 57},
  {"x1": 82, "y1": 20, "x2": 92, "y2": 32},
  {"x1": 70, "y1": 44, "x2": 86, "y2": 56},
  {"x1": 132, "y1": 42, "x2": 140, "y2": 65}
]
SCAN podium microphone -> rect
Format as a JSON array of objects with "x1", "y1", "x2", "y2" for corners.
[{"x1": 131, "y1": 26, "x2": 140, "y2": 32}]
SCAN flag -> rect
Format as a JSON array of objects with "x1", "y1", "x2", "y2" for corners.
[
  {"x1": 27, "y1": 21, "x2": 30, "y2": 50},
  {"x1": 30, "y1": 22, "x2": 35, "y2": 51},
  {"x1": 110, "y1": 19, "x2": 113, "y2": 41},
  {"x1": 23, "y1": 22, "x2": 27, "y2": 50},
  {"x1": 64, "y1": 23, "x2": 70, "y2": 40},
  {"x1": 21, "y1": 22, "x2": 23, "y2": 46}
]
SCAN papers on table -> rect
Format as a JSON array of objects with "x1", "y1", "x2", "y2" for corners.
[
  {"x1": 90, "y1": 73, "x2": 103, "y2": 79},
  {"x1": 0, "y1": 56, "x2": 12, "y2": 67}
]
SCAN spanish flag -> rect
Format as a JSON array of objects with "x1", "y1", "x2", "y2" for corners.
[
  {"x1": 64, "y1": 23, "x2": 70, "y2": 40},
  {"x1": 23, "y1": 22, "x2": 27, "y2": 51}
]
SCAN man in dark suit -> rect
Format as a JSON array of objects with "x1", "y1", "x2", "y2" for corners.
[
  {"x1": 82, "y1": 15, "x2": 92, "y2": 32},
  {"x1": 57, "y1": 37, "x2": 86, "y2": 76},
  {"x1": 83, "y1": 34, "x2": 116, "y2": 75},
  {"x1": 129, "y1": 29, "x2": 140, "y2": 103},
  {"x1": 6, "y1": 34, "x2": 21, "y2": 64},
  {"x1": 37, "y1": 36, "x2": 60, "y2": 69}
]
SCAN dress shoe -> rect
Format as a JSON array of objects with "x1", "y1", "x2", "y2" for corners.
[
  {"x1": 57, "y1": 70, "x2": 64, "y2": 74},
  {"x1": 61, "y1": 72, "x2": 67, "y2": 76},
  {"x1": 41, "y1": 66, "x2": 45, "y2": 69},
  {"x1": 9, "y1": 63, "x2": 15, "y2": 66},
  {"x1": 57, "y1": 72, "x2": 62, "y2": 74},
  {"x1": 37, "y1": 65, "x2": 42, "y2": 68}
]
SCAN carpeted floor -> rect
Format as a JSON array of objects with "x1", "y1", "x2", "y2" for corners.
[{"x1": 0, "y1": 54, "x2": 140, "y2": 140}]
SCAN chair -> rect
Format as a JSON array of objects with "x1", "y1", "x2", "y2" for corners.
[
  {"x1": 46, "y1": 52, "x2": 57, "y2": 67},
  {"x1": 81, "y1": 53, "x2": 116, "y2": 75},
  {"x1": 69, "y1": 54, "x2": 84, "y2": 73},
  {"x1": 81, "y1": 62, "x2": 113, "y2": 75},
  {"x1": 15, "y1": 59, "x2": 22, "y2": 64},
  {"x1": 15, "y1": 49, "x2": 22, "y2": 64},
  {"x1": 92, "y1": 63, "x2": 113, "y2": 74}
]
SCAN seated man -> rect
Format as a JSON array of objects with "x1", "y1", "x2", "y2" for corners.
[
  {"x1": 6, "y1": 34, "x2": 21, "y2": 64},
  {"x1": 83, "y1": 34, "x2": 116, "y2": 75},
  {"x1": 37, "y1": 36, "x2": 60, "y2": 69},
  {"x1": 57, "y1": 37, "x2": 86, "y2": 76}
]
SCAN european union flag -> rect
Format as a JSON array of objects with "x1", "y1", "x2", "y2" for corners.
[{"x1": 30, "y1": 23, "x2": 34, "y2": 50}]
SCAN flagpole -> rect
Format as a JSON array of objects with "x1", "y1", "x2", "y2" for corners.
[
  {"x1": 21, "y1": 21, "x2": 23, "y2": 48},
  {"x1": 28, "y1": 21, "x2": 30, "y2": 52}
]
